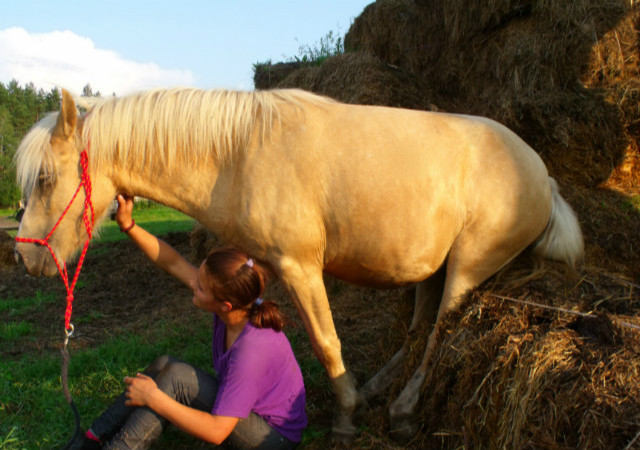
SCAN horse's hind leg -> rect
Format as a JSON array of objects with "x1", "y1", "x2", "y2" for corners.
[
  {"x1": 388, "y1": 233, "x2": 534, "y2": 443},
  {"x1": 360, "y1": 264, "x2": 446, "y2": 403}
]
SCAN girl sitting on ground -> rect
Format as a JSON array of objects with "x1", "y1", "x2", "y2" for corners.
[{"x1": 72, "y1": 194, "x2": 307, "y2": 450}]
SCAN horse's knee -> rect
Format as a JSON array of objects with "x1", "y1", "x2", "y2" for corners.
[
  {"x1": 314, "y1": 335, "x2": 345, "y2": 379},
  {"x1": 145, "y1": 354, "x2": 176, "y2": 374}
]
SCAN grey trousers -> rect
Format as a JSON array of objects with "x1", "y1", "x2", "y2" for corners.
[{"x1": 89, "y1": 355, "x2": 299, "y2": 450}]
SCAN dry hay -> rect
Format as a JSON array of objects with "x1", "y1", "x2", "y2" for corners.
[
  {"x1": 254, "y1": 61, "x2": 302, "y2": 91},
  {"x1": 344, "y1": 0, "x2": 637, "y2": 186},
  {"x1": 257, "y1": 52, "x2": 438, "y2": 111},
  {"x1": 408, "y1": 282, "x2": 640, "y2": 450},
  {"x1": 351, "y1": 250, "x2": 636, "y2": 450}
]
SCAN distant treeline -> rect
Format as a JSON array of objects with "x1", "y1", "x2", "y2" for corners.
[{"x1": 0, "y1": 80, "x2": 63, "y2": 207}]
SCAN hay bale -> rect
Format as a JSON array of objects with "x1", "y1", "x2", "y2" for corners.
[
  {"x1": 266, "y1": 52, "x2": 438, "y2": 111},
  {"x1": 383, "y1": 277, "x2": 640, "y2": 449},
  {"x1": 254, "y1": 61, "x2": 302, "y2": 90},
  {"x1": 585, "y1": 9, "x2": 640, "y2": 191}
]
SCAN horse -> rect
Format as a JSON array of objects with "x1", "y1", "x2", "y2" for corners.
[{"x1": 14, "y1": 87, "x2": 584, "y2": 443}]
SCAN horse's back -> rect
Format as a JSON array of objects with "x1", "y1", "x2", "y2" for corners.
[{"x1": 248, "y1": 98, "x2": 552, "y2": 285}]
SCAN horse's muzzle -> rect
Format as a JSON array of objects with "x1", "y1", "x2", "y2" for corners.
[{"x1": 14, "y1": 244, "x2": 57, "y2": 277}]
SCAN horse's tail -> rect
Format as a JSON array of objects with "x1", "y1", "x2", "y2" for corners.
[{"x1": 531, "y1": 177, "x2": 584, "y2": 270}]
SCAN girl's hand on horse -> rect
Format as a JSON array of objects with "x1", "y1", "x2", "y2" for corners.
[
  {"x1": 115, "y1": 194, "x2": 135, "y2": 230},
  {"x1": 124, "y1": 373, "x2": 158, "y2": 407}
]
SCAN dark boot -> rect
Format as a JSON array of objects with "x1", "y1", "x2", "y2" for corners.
[{"x1": 64, "y1": 431, "x2": 102, "y2": 450}]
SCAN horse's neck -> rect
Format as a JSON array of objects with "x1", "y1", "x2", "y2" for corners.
[{"x1": 110, "y1": 162, "x2": 224, "y2": 228}]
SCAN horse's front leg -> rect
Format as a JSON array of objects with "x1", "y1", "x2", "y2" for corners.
[{"x1": 278, "y1": 258, "x2": 361, "y2": 442}]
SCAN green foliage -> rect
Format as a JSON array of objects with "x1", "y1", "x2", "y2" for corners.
[
  {"x1": 81, "y1": 83, "x2": 101, "y2": 98},
  {"x1": 94, "y1": 205, "x2": 196, "y2": 244},
  {"x1": 0, "y1": 321, "x2": 34, "y2": 341},
  {"x1": 0, "y1": 291, "x2": 57, "y2": 316},
  {"x1": 0, "y1": 80, "x2": 62, "y2": 208},
  {"x1": 289, "y1": 29, "x2": 345, "y2": 66}
]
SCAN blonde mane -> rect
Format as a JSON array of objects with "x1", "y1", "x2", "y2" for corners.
[
  {"x1": 15, "y1": 87, "x2": 333, "y2": 198},
  {"x1": 15, "y1": 112, "x2": 58, "y2": 200},
  {"x1": 84, "y1": 88, "x2": 331, "y2": 171}
]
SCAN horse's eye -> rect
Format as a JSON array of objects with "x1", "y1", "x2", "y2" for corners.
[{"x1": 38, "y1": 173, "x2": 54, "y2": 188}]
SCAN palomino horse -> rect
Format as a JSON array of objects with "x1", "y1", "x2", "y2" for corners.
[{"x1": 14, "y1": 88, "x2": 583, "y2": 442}]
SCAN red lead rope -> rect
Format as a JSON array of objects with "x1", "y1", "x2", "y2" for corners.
[{"x1": 15, "y1": 149, "x2": 95, "y2": 331}]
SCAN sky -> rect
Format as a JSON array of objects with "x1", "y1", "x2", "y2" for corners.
[{"x1": 0, "y1": 0, "x2": 372, "y2": 96}]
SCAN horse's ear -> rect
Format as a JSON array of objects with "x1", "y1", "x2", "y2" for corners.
[{"x1": 52, "y1": 89, "x2": 77, "y2": 141}]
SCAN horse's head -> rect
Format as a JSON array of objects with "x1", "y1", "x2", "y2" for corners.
[{"x1": 14, "y1": 90, "x2": 115, "y2": 277}]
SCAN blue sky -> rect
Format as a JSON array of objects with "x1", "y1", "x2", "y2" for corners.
[{"x1": 0, "y1": 0, "x2": 371, "y2": 95}]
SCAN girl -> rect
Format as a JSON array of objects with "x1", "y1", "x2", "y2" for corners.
[{"x1": 73, "y1": 195, "x2": 306, "y2": 450}]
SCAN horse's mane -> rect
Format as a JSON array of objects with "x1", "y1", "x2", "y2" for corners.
[
  {"x1": 15, "y1": 112, "x2": 58, "y2": 200},
  {"x1": 15, "y1": 87, "x2": 333, "y2": 198}
]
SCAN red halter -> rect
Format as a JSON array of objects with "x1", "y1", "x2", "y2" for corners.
[{"x1": 15, "y1": 148, "x2": 95, "y2": 331}]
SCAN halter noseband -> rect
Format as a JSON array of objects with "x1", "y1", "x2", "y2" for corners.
[{"x1": 15, "y1": 148, "x2": 95, "y2": 331}]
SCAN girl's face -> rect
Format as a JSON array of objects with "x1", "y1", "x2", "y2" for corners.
[{"x1": 191, "y1": 263, "x2": 219, "y2": 312}]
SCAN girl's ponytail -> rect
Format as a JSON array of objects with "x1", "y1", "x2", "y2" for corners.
[
  {"x1": 249, "y1": 298, "x2": 286, "y2": 332},
  {"x1": 203, "y1": 248, "x2": 288, "y2": 332}
]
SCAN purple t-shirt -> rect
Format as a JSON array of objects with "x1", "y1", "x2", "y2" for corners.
[{"x1": 211, "y1": 315, "x2": 307, "y2": 442}]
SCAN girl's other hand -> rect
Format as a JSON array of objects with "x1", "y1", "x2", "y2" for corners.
[{"x1": 124, "y1": 373, "x2": 158, "y2": 407}]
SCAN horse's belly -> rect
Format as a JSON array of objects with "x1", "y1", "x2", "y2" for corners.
[
  {"x1": 323, "y1": 257, "x2": 436, "y2": 288},
  {"x1": 323, "y1": 227, "x2": 454, "y2": 288}
]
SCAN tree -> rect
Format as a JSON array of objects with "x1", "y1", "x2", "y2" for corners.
[
  {"x1": 81, "y1": 83, "x2": 101, "y2": 97},
  {"x1": 0, "y1": 81, "x2": 62, "y2": 207}
]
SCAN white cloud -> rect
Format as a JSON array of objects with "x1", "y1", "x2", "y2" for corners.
[{"x1": 0, "y1": 27, "x2": 195, "y2": 95}]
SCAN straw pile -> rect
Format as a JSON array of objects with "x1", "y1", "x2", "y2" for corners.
[
  {"x1": 275, "y1": 52, "x2": 437, "y2": 111},
  {"x1": 404, "y1": 275, "x2": 640, "y2": 450}
]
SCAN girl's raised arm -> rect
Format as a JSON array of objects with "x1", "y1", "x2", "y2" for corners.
[{"x1": 115, "y1": 194, "x2": 197, "y2": 288}]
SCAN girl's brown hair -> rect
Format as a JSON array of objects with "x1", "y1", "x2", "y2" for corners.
[{"x1": 202, "y1": 247, "x2": 286, "y2": 332}]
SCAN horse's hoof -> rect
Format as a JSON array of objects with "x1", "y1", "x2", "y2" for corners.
[
  {"x1": 389, "y1": 420, "x2": 418, "y2": 445},
  {"x1": 331, "y1": 422, "x2": 358, "y2": 444}
]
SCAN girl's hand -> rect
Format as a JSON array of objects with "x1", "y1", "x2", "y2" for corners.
[
  {"x1": 115, "y1": 194, "x2": 135, "y2": 231},
  {"x1": 124, "y1": 373, "x2": 158, "y2": 407}
]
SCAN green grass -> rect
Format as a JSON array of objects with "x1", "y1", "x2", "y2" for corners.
[
  {"x1": 289, "y1": 29, "x2": 344, "y2": 66},
  {"x1": 630, "y1": 194, "x2": 640, "y2": 211},
  {"x1": 0, "y1": 321, "x2": 35, "y2": 341},
  {"x1": 0, "y1": 315, "x2": 213, "y2": 450},
  {"x1": 2, "y1": 203, "x2": 196, "y2": 241},
  {"x1": 0, "y1": 291, "x2": 57, "y2": 316},
  {"x1": 95, "y1": 205, "x2": 196, "y2": 244}
]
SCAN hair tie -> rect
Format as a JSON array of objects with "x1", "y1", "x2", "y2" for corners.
[
  {"x1": 246, "y1": 258, "x2": 254, "y2": 268},
  {"x1": 253, "y1": 297, "x2": 263, "y2": 308}
]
